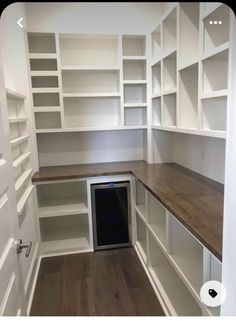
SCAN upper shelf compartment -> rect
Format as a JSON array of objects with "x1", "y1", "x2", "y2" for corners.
[
  {"x1": 59, "y1": 34, "x2": 118, "y2": 67},
  {"x1": 179, "y1": 3, "x2": 199, "y2": 69},
  {"x1": 28, "y1": 33, "x2": 56, "y2": 54},
  {"x1": 203, "y1": 4, "x2": 230, "y2": 56},
  {"x1": 122, "y1": 35, "x2": 146, "y2": 57},
  {"x1": 162, "y1": 7, "x2": 177, "y2": 55}
]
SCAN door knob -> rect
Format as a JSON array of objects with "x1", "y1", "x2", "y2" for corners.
[{"x1": 16, "y1": 239, "x2": 32, "y2": 257}]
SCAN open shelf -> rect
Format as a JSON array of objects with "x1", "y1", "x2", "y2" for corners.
[
  {"x1": 148, "y1": 231, "x2": 201, "y2": 316},
  {"x1": 64, "y1": 97, "x2": 120, "y2": 128},
  {"x1": 152, "y1": 25, "x2": 161, "y2": 62},
  {"x1": 163, "y1": 52, "x2": 176, "y2": 92},
  {"x1": 152, "y1": 62, "x2": 161, "y2": 95},
  {"x1": 152, "y1": 97, "x2": 162, "y2": 126},
  {"x1": 179, "y1": 3, "x2": 199, "y2": 69},
  {"x1": 31, "y1": 76, "x2": 58, "y2": 88},
  {"x1": 40, "y1": 213, "x2": 90, "y2": 254},
  {"x1": 123, "y1": 60, "x2": 146, "y2": 81},
  {"x1": 169, "y1": 216, "x2": 203, "y2": 295},
  {"x1": 59, "y1": 34, "x2": 118, "y2": 66},
  {"x1": 33, "y1": 92, "x2": 60, "y2": 107},
  {"x1": 15, "y1": 169, "x2": 33, "y2": 193},
  {"x1": 124, "y1": 84, "x2": 146, "y2": 104},
  {"x1": 203, "y1": 4, "x2": 229, "y2": 55},
  {"x1": 28, "y1": 33, "x2": 56, "y2": 54},
  {"x1": 136, "y1": 213, "x2": 147, "y2": 263},
  {"x1": 202, "y1": 50, "x2": 228, "y2": 94},
  {"x1": 61, "y1": 70, "x2": 119, "y2": 94},
  {"x1": 17, "y1": 185, "x2": 34, "y2": 216},
  {"x1": 122, "y1": 35, "x2": 146, "y2": 56},
  {"x1": 124, "y1": 107, "x2": 146, "y2": 126},
  {"x1": 30, "y1": 58, "x2": 58, "y2": 71},
  {"x1": 162, "y1": 8, "x2": 177, "y2": 54},
  {"x1": 163, "y1": 93, "x2": 176, "y2": 127},
  {"x1": 37, "y1": 180, "x2": 87, "y2": 218},
  {"x1": 135, "y1": 180, "x2": 147, "y2": 220},
  {"x1": 202, "y1": 96, "x2": 227, "y2": 131},
  {"x1": 147, "y1": 192, "x2": 167, "y2": 249},
  {"x1": 13, "y1": 152, "x2": 31, "y2": 169},
  {"x1": 179, "y1": 63, "x2": 198, "y2": 128},
  {"x1": 34, "y1": 112, "x2": 61, "y2": 130}
]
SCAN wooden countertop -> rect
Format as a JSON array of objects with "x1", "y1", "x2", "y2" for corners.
[{"x1": 32, "y1": 161, "x2": 224, "y2": 261}]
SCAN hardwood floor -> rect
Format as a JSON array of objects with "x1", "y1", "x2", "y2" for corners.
[{"x1": 30, "y1": 247, "x2": 164, "y2": 316}]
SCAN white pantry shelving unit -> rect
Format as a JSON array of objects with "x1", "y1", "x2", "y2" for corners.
[
  {"x1": 6, "y1": 88, "x2": 34, "y2": 216},
  {"x1": 36, "y1": 179, "x2": 92, "y2": 255},
  {"x1": 151, "y1": 3, "x2": 230, "y2": 139},
  {"x1": 134, "y1": 179, "x2": 222, "y2": 316}
]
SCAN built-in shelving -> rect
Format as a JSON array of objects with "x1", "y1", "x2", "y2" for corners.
[
  {"x1": 6, "y1": 88, "x2": 33, "y2": 216},
  {"x1": 135, "y1": 180, "x2": 147, "y2": 221},
  {"x1": 122, "y1": 35, "x2": 146, "y2": 57},
  {"x1": 136, "y1": 212, "x2": 147, "y2": 263}
]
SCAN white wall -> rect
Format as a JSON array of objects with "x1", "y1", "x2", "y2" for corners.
[
  {"x1": 173, "y1": 134, "x2": 225, "y2": 184},
  {"x1": 0, "y1": 2, "x2": 40, "y2": 312},
  {"x1": 25, "y1": 2, "x2": 164, "y2": 34},
  {"x1": 37, "y1": 130, "x2": 145, "y2": 167}
]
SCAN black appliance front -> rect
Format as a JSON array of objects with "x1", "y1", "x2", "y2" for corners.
[{"x1": 91, "y1": 181, "x2": 131, "y2": 250}]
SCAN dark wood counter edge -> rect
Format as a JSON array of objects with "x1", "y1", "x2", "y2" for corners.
[{"x1": 32, "y1": 161, "x2": 223, "y2": 261}]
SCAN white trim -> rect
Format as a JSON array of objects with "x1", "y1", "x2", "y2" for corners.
[{"x1": 26, "y1": 256, "x2": 41, "y2": 316}]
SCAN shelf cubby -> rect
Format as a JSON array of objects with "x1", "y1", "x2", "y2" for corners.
[
  {"x1": 123, "y1": 60, "x2": 146, "y2": 81},
  {"x1": 152, "y1": 63, "x2": 161, "y2": 95},
  {"x1": 152, "y1": 25, "x2": 161, "y2": 62},
  {"x1": 152, "y1": 97, "x2": 162, "y2": 126},
  {"x1": 30, "y1": 58, "x2": 58, "y2": 71},
  {"x1": 135, "y1": 180, "x2": 147, "y2": 220},
  {"x1": 179, "y1": 63, "x2": 198, "y2": 128},
  {"x1": 40, "y1": 213, "x2": 90, "y2": 254},
  {"x1": 37, "y1": 180, "x2": 87, "y2": 218},
  {"x1": 163, "y1": 93, "x2": 176, "y2": 127},
  {"x1": 59, "y1": 34, "x2": 118, "y2": 66},
  {"x1": 202, "y1": 96, "x2": 227, "y2": 131},
  {"x1": 61, "y1": 70, "x2": 120, "y2": 94},
  {"x1": 202, "y1": 50, "x2": 228, "y2": 93},
  {"x1": 179, "y1": 3, "x2": 199, "y2": 69},
  {"x1": 163, "y1": 52, "x2": 176, "y2": 92},
  {"x1": 148, "y1": 231, "x2": 201, "y2": 316},
  {"x1": 147, "y1": 192, "x2": 167, "y2": 249},
  {"x1": 124, "y1": 107, "x2": 147, "y2": 126},
  {"x1": 162, "y1": 8, "x2": 177, "y2": 54},
  {"x1": 34, "y1": 112, "x2": 61, "y2": 130},
  {"x1": 169, "y1": 216, "x2": 203, "y2": 294},
  {"x1": 33, "y1": 92, "x2": 60, "y2": 107},
  {"x1": 122, "y1": 35, "x2": 146, "y2": 57},
  {"x1": 124, "y1": 84, "x2": 146, "y2": 104},
  {"x1": 64, "y1": 97, "x2": 120, "y2": 128},
  {"x1": 31, "y1": 76, "x2": 59, "y2": 88},
  {"x1": 136, "y1": 213, "x2": 147, "y2": 262},
  {"x1": 28, "y1": 33, "x2": 56, "y2": 53},
  {"x1": 203, "y1": 4, "x2": 229, "y2": 54}
]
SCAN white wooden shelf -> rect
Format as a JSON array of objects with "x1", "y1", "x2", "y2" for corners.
[
  {"x1": 29, "y1": 53, "x2": 57, "y2": 59},
  {"x1": 41, "y1": 237, "x2": 90, "y2": 255},
  {"x1": 122, "y1": 35, "x2": 146, "y2": 57},
  {"x1": 8, "y1": 117, "x2": 28, "y2": 123},
  {"x1": 152, "y1": 125, "x2": 226, "y2": 139},
  {"x1": 10, "y1": 135, "x2": 29, "y2": 147},
  {"x1": 34, "y1": 107, "x2": 61, "y2": 112},
  {"x1": 61, "y1": 65, "x2": 119, "y2": 71},
  {"x1": 123, "y1": 80, "x2": 147, "y2": 85},
  {"x1": 202, "y1": 42, "x2": 229, "y2": 60},
  {"x1": 200, "y1": 89, "x2": 228, "y2": 99},
  {"x1": 32, "y1": 88, "x2": 60, "y2": 93},
  {"x1": 17, "y1": 185, "x2": 34, "y2": 216},
  {"x1": 13, "y1": 152, "x2": 31, "y2": 169},
  {"x1": 136, "y1": 213, "x2": 147, "y2": 263},
  {"x1": 122, "y1": 56, "x2": 146, "y2": 60},
  {"x1": 31, "y1": 71, "x2": 58, "y2": 76},
  {"x1": 123, "y1": 103, "x2": 147, "y2": 108},
  {"x1": 15, "y1": 169, "x2": 33, "y2": 193},
  {"x1": 6, "y1": 88, "x2": 26, "y2": 100},
  {"x1": 62, "y1": 93, "x2": 120, "y2": 98},
  {"x1": 135, "y1": 205, "x2": 147, "y2": 224},
  {"x1": 38, "y1": 202, "x2": 88, "y2": 218}
]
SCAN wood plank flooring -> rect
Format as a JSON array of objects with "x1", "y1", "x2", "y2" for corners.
[{"x1": 30, "y1": 247, "x2": 164, "y2": 316}]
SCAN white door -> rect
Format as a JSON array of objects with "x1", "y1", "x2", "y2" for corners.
[{"x1": 0, "y1": 47, "x2": 27, "y2": 316}]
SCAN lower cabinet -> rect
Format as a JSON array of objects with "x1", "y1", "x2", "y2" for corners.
[{"x1": 134, "y1": 179, "x2": 222, "y2": 317}]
